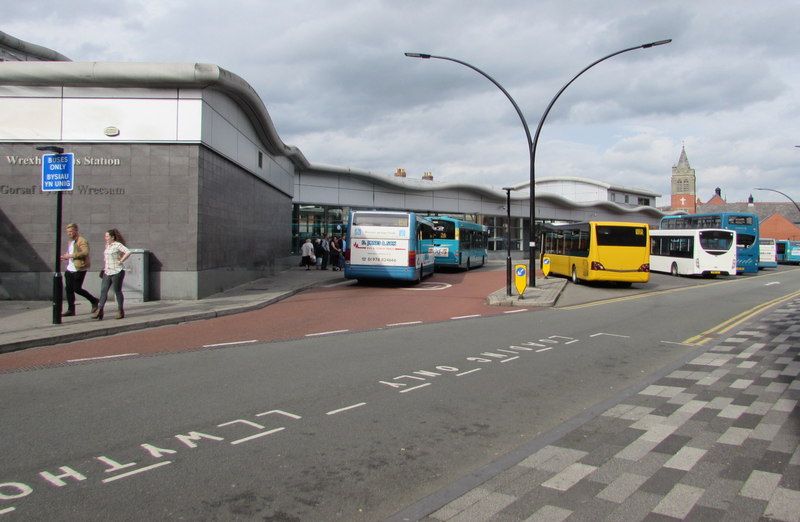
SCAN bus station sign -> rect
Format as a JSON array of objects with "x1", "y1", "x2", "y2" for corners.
[{"x1": 41, "y1": 153, "x2": 75, "y2": 191}]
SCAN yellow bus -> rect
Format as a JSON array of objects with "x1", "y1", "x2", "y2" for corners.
[{"x1": 542, "y1": 221, "x2": 650, "y2": 286}]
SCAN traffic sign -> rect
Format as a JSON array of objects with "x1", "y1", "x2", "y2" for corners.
[
  {"x1": 41, "y1": 153, "x2": 75, "y2": 191},
  {"x1": 542, "y1": 256, "x2": 551, "y2": 277},
  {"x1": 514, "y1": 263, "x2": 527, "y2": 297}
]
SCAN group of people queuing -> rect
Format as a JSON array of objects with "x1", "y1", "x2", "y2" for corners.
[
  {"x1": 61, "y1": 223, "x2": 131, "y2": 320},
  {"x1": 300, "y1": 233, "x2": 345, "y2": 271}
]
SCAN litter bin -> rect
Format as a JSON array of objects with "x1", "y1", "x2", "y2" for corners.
[{"x1": 123, "y1": 249, "x2": 149, "y2": 302}]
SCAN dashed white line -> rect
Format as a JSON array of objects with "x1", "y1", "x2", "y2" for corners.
[
  {"x1": 387, "y1": 321, "x2": 423, "y2": 327},
  {"x1": 451, "y1": 314, "x2": 481, "y2": 320},
  {"x1": 202, "y1": 340, "x2": 258, "y2": 348},
  {"x1": 400, "y1": 383, "x2": 432, "y2": 393},
  {"x1": 500, "y1": 356, "x2": 520, "y2": 363},
  {"x1": 102, "y1": 461, "x2": 172, "y2": 483},
  {"x1": 306, "y1": 329, "x2": 349, "y2": 337},
  {"x1": 504, "y1": 309, "x2": 526, "y2": 314},
  {"x1": 457, "y1": 368, "x2": 482, "y2": 376},
  {"x1": 231, "y1": 427, "x2": 285, "y2": 445},
  {"x1": 590, "y1": 333, "x2": 630, "y2": 338},
  {"x1": 326, "y1": 402, "x2": 367, "y2": 415},
  {"x1": 67, "y1": 353, "x2": 138, "y2": 363}
]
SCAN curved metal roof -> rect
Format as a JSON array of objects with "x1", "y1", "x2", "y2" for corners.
[
  {"x1": 0, "y1": 30, "x2": 71, "y2": 62},
  {"x1": 0, "y1": 60, "x2": 311, "y2": 169}
]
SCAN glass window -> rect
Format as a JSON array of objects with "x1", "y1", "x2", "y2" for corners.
[{"x1": 596, "y1": 225, "x2": 647, "y2": 247}]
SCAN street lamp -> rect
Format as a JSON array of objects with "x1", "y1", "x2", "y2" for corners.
[
  {"x1": 754, "y1": 187, "x2": 800, "y2": 214},
  {"x1": 530, "y1": 39, "x2": 671, "y2": 277},
  {"x1": 404, "y1": 52, "x2": 536, "y2": 287},
  {"x1": 36, "y1": 145, "x2": 66, "y2": 325}
]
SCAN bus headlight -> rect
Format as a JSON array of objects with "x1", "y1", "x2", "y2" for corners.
[
  {"x1": 591, "y1": 261, "x2": 606, "y2": 270},
  {"x1": 639, "y1": 264, "x2": 650, "y2": 272}
]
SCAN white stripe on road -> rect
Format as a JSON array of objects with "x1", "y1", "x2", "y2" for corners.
[
  {"x1": 326, "y1": 402, "x2": 367, "y2": 415},
  {"x1": 102, "y1": 461, "x2": 172, "y2": 483},
  {"x1": 535, "y1": 347, "x2": 553, "y2": 353},
  {"x1": 503, "y1": 309, "x2": 526, "y2": 314},
  {"x1": 500, "y1": 356, "x2": 520, "y2": 363},
  {"x1": 67, "y1": 353, "x2": 138, "y2": 363},
  {"x1": 386, "y1": 321, "x2": 423, "y2": 327},
  {"x1": 231, "y1": 427, "x2": 285, "y2": 445},
  {"x1": 306, "y1": 329, "x2": 349, "y2": 337},
  {"x1": 400, "y1": 383, "x2": 432, "y2": 393},
  {"x1": 202, "y1": 340, "x2": 258, "y2": 348},
  {"x1": 451, "y1": 314, "x2": 481, "y2": 320},
  {"x1": 457, "y1": 368, "x2": 482, "y2": 376}
]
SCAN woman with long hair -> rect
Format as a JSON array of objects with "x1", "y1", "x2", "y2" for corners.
[{"x1": 93, "y1": 228, "x2": 131, "y2": 320}]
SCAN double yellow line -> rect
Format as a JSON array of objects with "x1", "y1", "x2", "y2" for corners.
[{"x1": 684, "y1": 289, "x2": 800, "y2": 345}]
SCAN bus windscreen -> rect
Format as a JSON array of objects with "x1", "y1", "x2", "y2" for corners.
[{"x1": 352, "y1": 213, "x2": 409, "y2": 227}]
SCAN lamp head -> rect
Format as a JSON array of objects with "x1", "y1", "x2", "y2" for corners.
[
  {"x1": 404, "y1": 52, "x2": 431, "y2": 59},
  {"x1": 642, "y1": 39, "x2": 672, "y2": 48}
]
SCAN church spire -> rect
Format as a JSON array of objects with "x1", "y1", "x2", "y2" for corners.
[{"x1": 676, "y1": 145, "x2": 690, "y2": 169}]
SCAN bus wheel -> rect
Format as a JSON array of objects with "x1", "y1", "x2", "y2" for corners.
[
  {"x1": 571, "y1": 266, "x2": 579, "y2": 284},
  {"x1": 670, "y1": 263, "x2": 679, "y2": 276}
]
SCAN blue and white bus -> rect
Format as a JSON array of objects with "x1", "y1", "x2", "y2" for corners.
[
  {"x1": 660, "y1": 212, "x2": 759, "y2": 273},
  {"x1": 429, "y1": 216, "x2": 488, "y2": 270},
  {"x1": 758, "y1": 238, "x2": 778, "y2": 269},
  {"x1": 776, "y1": 240, "x2": 800, "y2": 265},
  {"x1": 344, "y1": 210, "x2": 435, "y2": 282}
]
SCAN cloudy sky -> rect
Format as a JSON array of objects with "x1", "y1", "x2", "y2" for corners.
[{"x1": 5, "y1": 1, "x2": 800, "y2": 206}]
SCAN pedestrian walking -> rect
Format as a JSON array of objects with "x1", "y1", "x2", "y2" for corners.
[
  {"x1": 329, "y1": 236, "x2": 342, "y2": 271},
  {"x1": 60, "y1": 223, "x2": 99, "y2": 316},
  {"x1": 93, "y1": 228, "x2": 131, "y2": 320},
  {"x1": 320, "y1": 233, "x2": 330, "y2": 270}
]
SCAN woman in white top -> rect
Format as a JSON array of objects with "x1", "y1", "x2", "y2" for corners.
[{"x1": 93, "y1": 228, "x2": 131, "y2": 320}]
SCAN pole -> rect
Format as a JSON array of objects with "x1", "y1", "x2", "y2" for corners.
[
  {"x1": 53, "y1": 191, "x2": 63, "y2": 324},
  {"x1": 504, "y1": 188, "x2": 512, "y2": 295},
  {"x1": 405, "y1": 52, "x2": 535, "y2": 286}
]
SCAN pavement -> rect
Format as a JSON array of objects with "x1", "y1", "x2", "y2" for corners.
[
  {"x1": 0, "y1": 260, "x2": 566, "y2": 354},
  {"x1": 3, "y1": 263, "x2": 797, "y2": 521}
]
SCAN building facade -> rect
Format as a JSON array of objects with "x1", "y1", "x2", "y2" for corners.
[{"x1": 1, "y1": 31, "x2": 675, "y2": 301}]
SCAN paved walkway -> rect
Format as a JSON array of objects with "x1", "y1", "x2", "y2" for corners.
[
  {"x1": 390, "y1": 296, "x2": 800, "y2": 521},
  {"x1": 0, "y1": 262, "x2": 564, "y2": 354}
]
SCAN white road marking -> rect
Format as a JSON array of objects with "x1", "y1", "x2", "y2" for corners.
[
  {"x1": 0, "y1": 507, "x2": 15, "y2": 515},
  {"x1": 230, "y1": 427, "x2": 285, "y2": 445},
  {"x1": 67, "y1": 353, "x2": 138, "y2": 363},
  {"x1": 387, "y1": 321, "x2": 423, "y2": 327},
  {"x1": 565, "y1": 340, "x2": 579, "y2": 345},
  {"x1": 590, "y1": 333, "x2": 630, "y2": 338},
  {"x1": 402, "y1": 282, "x2": 452, "y2": 291},
  {"x1": 256, "y1": 410, "x2": 302, "y2": 420},
  {"x1": 101, "y1": 461, "x2": 172, "y2": 483},
  {"x1": 326, "y1": 402, "x2": 367, "y2": 415},
  {"x1": 457, "y1": 368, "x2": 482, "y2": 376},
  {"x1": 400, "y1": 383, "x2": 432, "y2": 393},
  {"x1": 202, "y1": 340, "x2": 257, "y2": 348},
  {"x1": 536, "y1": 347, "x2": 553, "y2": 353},
  {"x1": 500, "y1": 356, "x2": 520, "y2": 363},
  {"x1": 504, "y1": 309, "x2": 526, "y2": 314},
  {"x1": 306, "y1": 329, "x2": 349, "y2": 337},
  {"x1": 451, "y1": 314, "x2": 481, "y2": 320},
  {"x1": 765, "y1": 281, "x2": 780, "y2": 286}
]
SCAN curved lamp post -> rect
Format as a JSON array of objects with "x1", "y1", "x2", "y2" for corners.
[
  {"x1": 405, "y1": 52, "x2": 534, "y2": 289},
  {"x1": 530, "y1": 39, "x2": 670, "y2": 275},
  {"x1": 754, "y1": 187, "x2": 800, "y2": 214}
]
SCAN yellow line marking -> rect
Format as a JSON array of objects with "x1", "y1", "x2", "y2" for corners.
[{"x1": 683, "y1": 290, "x2": 800, "y2": 345}]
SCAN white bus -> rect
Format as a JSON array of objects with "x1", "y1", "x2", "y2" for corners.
[
  {"x1": 758, "y1": 238, "x2": 778, "y2": 269},
  {"x1": 650, "y1": 229, "x2": 737, "y2": 277}
]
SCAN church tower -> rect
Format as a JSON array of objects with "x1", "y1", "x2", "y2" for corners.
[{"x1": 670, "y1": 145, "x2": 697, "y2": 213}]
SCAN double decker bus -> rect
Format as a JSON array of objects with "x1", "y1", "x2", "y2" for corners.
[
  {"x1": 542, "y1": 221, "x2": 650, "y2": 286},
  {"x1": 776, "y1": 240, "x2": 800, "y2": 264},
  {"x1": 344, "y1": 210, "x2": 435, "y2": 282},
  {"x1": 429, "y1": 216, "x2": 488, "y2": 270},
  {"x1": 650, "y1": 229, "x2": 737, "y2": 277},
  {"x1": 659, "y1": 212, "x2": 759, "y2": 274},
  {"x1": 758, "y1": 238, "x2": 778, "y2": 269}
]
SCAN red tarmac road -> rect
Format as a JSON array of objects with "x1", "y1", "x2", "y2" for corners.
[{"x1": 0, "y1": 267, "x2": 536, "y2": 372}]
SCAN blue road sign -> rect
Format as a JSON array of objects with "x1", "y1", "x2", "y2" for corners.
[{"x1": 41, "y1": 153, "x2": 75, "y2": 191}]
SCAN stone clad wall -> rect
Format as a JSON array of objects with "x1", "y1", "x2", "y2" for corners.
[{"x1": 0, "y1": 143, "x2": 290, "y2": 300}]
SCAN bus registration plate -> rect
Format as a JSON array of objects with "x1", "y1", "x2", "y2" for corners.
[{"x1": 432, "y1": 246, "x2": 449, "y2": 256}]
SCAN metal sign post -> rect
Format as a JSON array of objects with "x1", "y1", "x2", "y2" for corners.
[{"x1": 37, "y1": 147, "x2": 74, "y2": 325}]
